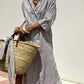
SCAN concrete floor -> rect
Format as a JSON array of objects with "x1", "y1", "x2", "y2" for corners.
[
  {"x1": 62, "y1": 80, "x2": 78, "y2": 84},
  {"x1": 0, "y1": 71, "x2": 79, "y2": 84}
]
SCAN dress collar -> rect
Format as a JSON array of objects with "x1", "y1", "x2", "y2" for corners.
[{"x1": 28, "y1": 0, "x2": 41, "y2": 11}]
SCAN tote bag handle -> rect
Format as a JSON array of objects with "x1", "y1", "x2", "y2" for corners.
[{"x1": 11, "y1": 32, "x2": 20, "y2": 47}]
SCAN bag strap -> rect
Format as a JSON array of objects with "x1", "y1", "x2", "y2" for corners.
[
  {"x1": 11, "y1": 32, "x2": 21, "y2": 47},
  {"x1": 11, "y1": 32, "x2": 18, "y2": 39}
]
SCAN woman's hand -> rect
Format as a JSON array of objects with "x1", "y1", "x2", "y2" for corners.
[{"x1": 14, "y1": 27, "x2": 26, "y2": 35}]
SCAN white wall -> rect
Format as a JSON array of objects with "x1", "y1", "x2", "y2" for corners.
[
  {"x1": 52, "y1": 0, "x2": 84, "y2": 84},
  {"x1": 0, "y1": 0, "x2": 84, "y2": 84},
  {"x1": 0, "y1": 0, "x2": 24, "y2": 39}
]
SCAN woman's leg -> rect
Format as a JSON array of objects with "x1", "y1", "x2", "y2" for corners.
[{"x1": 16, "y1": 74, "x2": 23, "y2": 84}]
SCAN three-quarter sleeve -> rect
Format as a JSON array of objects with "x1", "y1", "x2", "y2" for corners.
[{"x1": 38, "y1": 0, "x2": 56, "y2": 32}]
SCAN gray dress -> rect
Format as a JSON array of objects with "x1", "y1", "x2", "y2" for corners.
[{"x1": 20, "y1": 0, "x2": 62, "y2": 84}]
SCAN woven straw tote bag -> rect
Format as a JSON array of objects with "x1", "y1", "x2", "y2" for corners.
[{"x1": 0, "y1": 33, "x2": 40, "y2": 74}]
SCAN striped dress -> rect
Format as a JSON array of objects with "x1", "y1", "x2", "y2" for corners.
[{"x1": 20, "y1": 0, "x2": 62, "y2": 84}]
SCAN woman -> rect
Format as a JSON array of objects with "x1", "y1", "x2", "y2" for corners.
[{"x1": 14, "y1": 0, "x2": 62, "y2": 84}]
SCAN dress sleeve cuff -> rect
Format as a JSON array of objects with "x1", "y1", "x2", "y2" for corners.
[{"x1": 38, "y1": 19, "x2": 50, "y2": 32}]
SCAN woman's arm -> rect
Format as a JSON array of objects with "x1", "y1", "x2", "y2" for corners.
[
  {"x1": 14, "y1": 23, "x2": 42, "y2": 35},
  {"x1": 25, "y1": 23, "x2": 42, "y2": 32}
]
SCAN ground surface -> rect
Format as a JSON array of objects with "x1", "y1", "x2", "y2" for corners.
[{"x1": 0, "y1": 71, "x2": 78, "y2": 84}]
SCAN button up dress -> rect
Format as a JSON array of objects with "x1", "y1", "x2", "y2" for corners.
[{"x1": 20, "y1": 0, "x2": 62, "y2": 84}]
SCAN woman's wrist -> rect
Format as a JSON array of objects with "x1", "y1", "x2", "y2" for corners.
[{"x1": 23, "y1": 26, "x2": 30, "y2": 34}]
